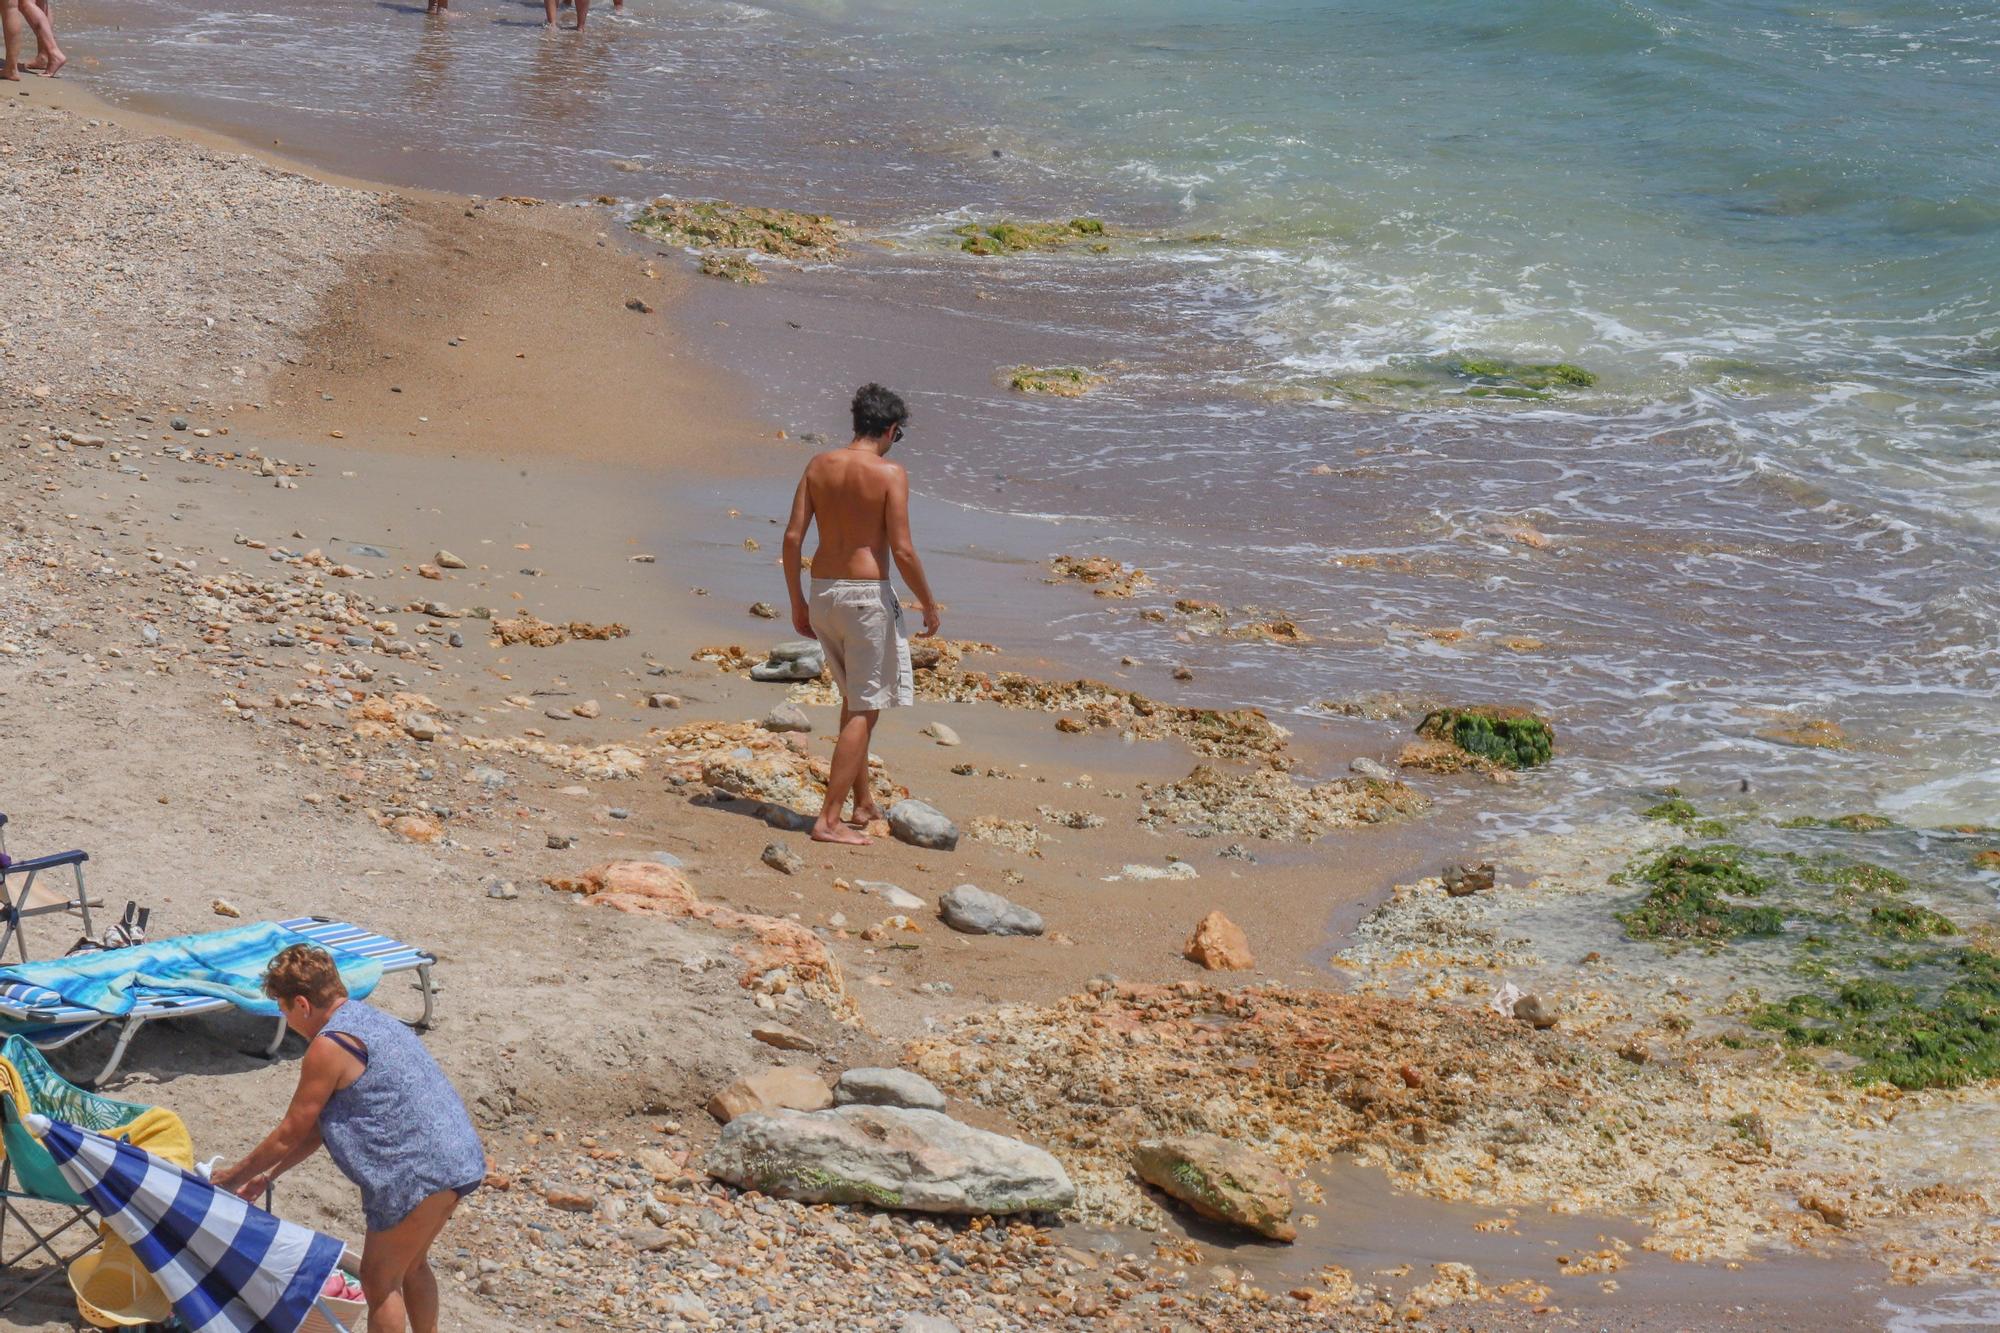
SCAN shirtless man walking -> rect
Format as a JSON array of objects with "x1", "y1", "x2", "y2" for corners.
[{"x1": 782, "y1": 384, "x2": 941, "y2": 845}]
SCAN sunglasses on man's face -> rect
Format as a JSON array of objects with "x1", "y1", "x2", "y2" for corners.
[{"x1": 890, "y1": 424, "x2": 906, "y2": 444}]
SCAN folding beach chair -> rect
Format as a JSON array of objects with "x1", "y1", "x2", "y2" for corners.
[
  {"x1": 0, "y1": 916, "x2": 438, "y2": 1087},
  {"x1": 0, "y1": 1035, "x2": 191, "y2": 1312},
  {"x1": 0, "y1": 813, "x2": 101, "y2": 964}
]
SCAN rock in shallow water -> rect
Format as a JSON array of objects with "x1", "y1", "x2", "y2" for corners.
[
  {"x1": 939, "y1": 884, "x2": 1043, "y2": 937},
  {"x1": 888, "y1": 799, "x2": 959, "y2": 851},
  {"x1": 1132, "y1": 1133, "x2": 1296, "y2": 1241},
  {"x1": 703, "y1": 1105, "x2": 1074, "y2": 1214},
  {"x1": 834, "y1": 1067, "x2": 947, "y2": 1111}
]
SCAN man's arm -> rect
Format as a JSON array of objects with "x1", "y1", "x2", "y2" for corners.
[
  {"x1": 885, "y1": 467, "x2": 941, "y2": 637},
  {"x1": 212, "y1": 1037, "x2": 347, "y2": 1199},
  {"x1": 781, "y1": 471, "x2": 817, "y2": 640}
]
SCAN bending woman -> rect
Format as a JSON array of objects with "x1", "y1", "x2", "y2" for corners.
[{"x1": 216, "y1": 945, "x2": 486, "y2": 1333}]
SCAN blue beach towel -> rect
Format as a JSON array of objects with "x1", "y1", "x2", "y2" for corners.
[{"x1": 0, "y1": 923, "x2": 382, "y2": 1018}]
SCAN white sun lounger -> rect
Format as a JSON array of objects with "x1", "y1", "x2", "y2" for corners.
[{"x1": 0, "y1": 917, "x2": 436, "y2": 1087}]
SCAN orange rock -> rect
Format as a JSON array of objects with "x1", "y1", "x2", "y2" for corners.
[
  {"x1": 389, "y1": 813, "x2": 441, "y2": 843},
  {"x1": 1184, "y1": 911, "x2": 1254, "y2": 970},
  {"x1": 547, "y1": 862, "x2": 844, "y2": 999}
]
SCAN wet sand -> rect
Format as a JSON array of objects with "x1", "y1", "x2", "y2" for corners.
[{"x1": 3, "y1": 75, "x2": 1991, "y2": 1332}]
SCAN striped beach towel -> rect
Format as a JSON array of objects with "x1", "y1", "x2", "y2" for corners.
[
  {"x1": 32, "y1": 1113, "x2": 346, "y2": 1333},
  {"x1": 0, "y1": 922, "x2": 382, "y2": 1019}
]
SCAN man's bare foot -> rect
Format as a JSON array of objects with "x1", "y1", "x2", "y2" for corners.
[
  {"x1": 846, "y1": 803, "x2": 884, "y2": 829},
  {"x1": 810, "y1": 821, "x2": 870, "y2": 846},
  {"x1": 1, "y1": 69, "x2": 20, "y2": 83}
]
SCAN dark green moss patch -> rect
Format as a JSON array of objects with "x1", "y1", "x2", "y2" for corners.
[
  {"x1": 1778, "y1": 812, "x2": 1896, "y2": 832},
  {"x1": 1750, "y1": 948, "x2": 2000, "y2": 1089},
  {"x1": 1416, "y1": 707, "x2": 1555, "y2": 770},
  {"x1": 955, "y1": 218, "x2": 1112, "y2": 256},
  {"x1": 1443, "y1": 356, "x2": 1597, "y2": 399},
  {"x1": 1865, "y1": 902, "x2": 1957, "y2": 941},
  {"x1": 1616, "y1": 845, "x2": 1784, "y2": 945}
]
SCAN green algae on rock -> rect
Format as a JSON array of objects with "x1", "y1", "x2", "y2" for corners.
[
  {"x1": 1616, "y1": 844, "x2": 1784, "y2": 945},
  {"x1": 698, "y1": 252, "x2": 764, "y2": 284},
  {"x1": 1415, "y1": 707, "x2": 1555, "y2": 770},
  {"x1": 631, "y1": 199, "x2": 842, "y2": 259},
  {"x1": 1444, "y1": 356, "x2": 1597, "y2": 394},
  {"x1": 1750, "y1": 947, "x2": 2000, "y2": 1090},
  {"x1": 1006, "y1": 366, "x2": 1104, "y2": 397},
  {"x1": 955, "y1": 218, "x2": 1111, "y2": 256}
]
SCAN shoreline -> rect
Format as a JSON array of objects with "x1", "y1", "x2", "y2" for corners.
[{"x1": 4, "y1": 68, "x2": 1997, "y2": 1332}]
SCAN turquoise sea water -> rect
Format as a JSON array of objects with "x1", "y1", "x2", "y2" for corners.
[{"x1": 64, "y1": 0, "x2": 2000, "y2": 839}]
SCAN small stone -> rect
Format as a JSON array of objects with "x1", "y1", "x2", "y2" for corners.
[
  {"x1": 542, "y1": 1189, "x2": 598, "y2": 1213},
  {"x1": 434, "y1": 549, "x2": 467, "y2": 569},
  {"x1": 1349, "y1": 756, "x2": 1396, "y2": 780},
  {"x1": 752, "y1": 1023, "x2": 819, "y2": 1053},
  {"x1": 646, "y1": 693, "x2": 683, "y2": 709},
  {"x1": 1442, "y1": 861, "x2": 1497, "y2": 897},
  {"x1": 547, "y1": 833, "x2": 573, "y2": 850},
  {"x1": 170, "y1": 417, "x2": 190, "y2": 432},
  {"x1": 403, "y1": 713, "x2": 442, "y2": 742},
  {"x1": 888, "y1": 800, "x2": 959, "y2": 851},
  {"x1": 749, "y1": 601, "x2": 779, "y2": 620},
  {"x1": 707, "y1": 1067, "x2": 833, "y2": 1123},
  {"x1": 572, "y1": 699, "x2": 601, "y2": 719},
  {"x1": 1183, "y1": 911, "x2": 1254, "y2": 970},
  {"x1": 939, "y1": 884, "x2": 1043, "y2": 937},
  {"x1": 922, "y1": 722, "x2": 961, "y2": 747},
  {"x1": 486, "y1": 880, "x2": 519, "y2": 900},
  {"x1": 1172, "y1": 666, "x2": 1195, "y2": 681},
  {"x1": 390, "y1": 813, "x2": 442, "y2": 843},
  {"x1": 211, "y1": 898, "x2": 241, "y2": 919},
  {"x1": 1512, "y1": 994, "x2": 1557, "y2": 1029},
  {"x1": 834, "y1": 1068, "x2": 947, "y2": 1112},
  {"x1": 763, "y1": 701, "x2": 813, "y2": 734},
  {"x1": 761, "y1": 843, "x2": 806, "y2": 875},
  {"x1": 856, "y1": 880, "x2": 926, "y2": 911}
]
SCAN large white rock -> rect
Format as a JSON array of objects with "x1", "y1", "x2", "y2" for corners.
[
  {"x1": 703, "y1": 1106, "x2": 1074, "y2": 1215},
  {"x1": 939, "y1": 884, "x2": 1043, "y2": 937}
]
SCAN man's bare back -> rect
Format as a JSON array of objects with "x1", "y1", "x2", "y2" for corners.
[{"x1": 800, "y1": 448, "x2": 903, "y2": 581}]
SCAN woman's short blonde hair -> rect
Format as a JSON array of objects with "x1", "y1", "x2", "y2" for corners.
[{"x1": 262, "y1": 943, "x2": 348, "y2": 1007}]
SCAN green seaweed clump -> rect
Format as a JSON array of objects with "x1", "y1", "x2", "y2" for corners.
[
  {"x1": 1779, "y1": 812, "x2": 1896, "y2": 832},
  {"x1": 1750, "y1": 948, "x2": 2000, "y2": 1089},
  {"x1": 1642, "y1": 793, "x2": 1728, "y2": 838},
  {"x1": 1865, "y1": 902, "x2": 1958, "y2": 941},
  {"x1": 1006, "y1": 366, "x2": 1105, "y2": 397},
  {"x1": 1616, "y1": 845, "x2": 1784, "y2": 945},
  {"x1": 956, "y1": 218, "x2": 1111, "y2": 256},
  {"x1": 1444, "y1": 355, "x2": 1598, "y2": 398},
  {"x1": 632, "y1": 199, "x2": 842, "y2": 259},
  {"x1": 1415, "y1": 707, "x2": 1555, "y2": 770}
]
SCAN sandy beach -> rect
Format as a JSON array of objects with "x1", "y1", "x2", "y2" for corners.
[{"x1": 3, "y1": 63, "x2": 1997, "y2": 1333}]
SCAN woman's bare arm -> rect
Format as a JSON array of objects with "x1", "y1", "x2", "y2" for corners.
[{"x1": 212, "y1": 1038, "x2": 349, "y2": 1199}]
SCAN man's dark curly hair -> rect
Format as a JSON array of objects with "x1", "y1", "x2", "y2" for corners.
[{"x1": 851, "y1": 383, "x2": 910, "y2": 440}]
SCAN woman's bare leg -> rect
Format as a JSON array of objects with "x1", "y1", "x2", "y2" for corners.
[
  {"x1": 574, "y1": 0, "x2": 590, "y2": 29},
  {"x1": 358, "y1": 1189, "x2": 461, "y2": 1333}
]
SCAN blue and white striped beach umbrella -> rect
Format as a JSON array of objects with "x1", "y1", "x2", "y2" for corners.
[{"x1": 27, "y1": 1113, "x2": 347, "y2": 1333}]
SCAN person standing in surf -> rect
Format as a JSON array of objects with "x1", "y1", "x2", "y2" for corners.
[{"x1": 781, "y1": 384, "x2": 942, "y2": 845}]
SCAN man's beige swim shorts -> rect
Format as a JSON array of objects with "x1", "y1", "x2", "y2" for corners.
[{"x1": 809, "y1": 579, "x2": 914, "y2": 709}]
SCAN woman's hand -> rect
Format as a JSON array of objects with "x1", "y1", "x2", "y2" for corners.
[{"x1": 230, "y1": 1172, "x2": 273, "y2": 1202}]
